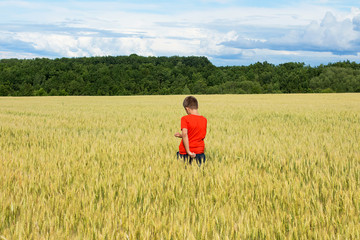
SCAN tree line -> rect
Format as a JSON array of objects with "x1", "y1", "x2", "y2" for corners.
[{"x1": 1, "y1": 54, "x2": 360, "y2": 96}]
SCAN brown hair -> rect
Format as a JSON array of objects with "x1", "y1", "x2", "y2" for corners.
[{"x1": 183, "y1": 96, "x2": 198, "y2": 109}]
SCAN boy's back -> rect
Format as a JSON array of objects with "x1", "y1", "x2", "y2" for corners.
[
  {"x1": 179, "y1": 114, "x2": 207, "y2": 154},
  {"x1": 174, "y1": 96, "x2": 207, "y2": 165}
]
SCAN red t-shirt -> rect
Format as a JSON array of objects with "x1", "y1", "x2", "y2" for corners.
[{"x1": 179, "y1": 114, "x2": 207, "y2": 154}]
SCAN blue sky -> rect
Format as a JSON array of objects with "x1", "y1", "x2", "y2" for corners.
[{"x1": 1, "y1": 0, "x2": 360, "y2": 66}]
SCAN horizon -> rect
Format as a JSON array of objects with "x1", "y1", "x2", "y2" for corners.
[
  {"x1": 0, "y1": 54, "x2": 357, "y2": 67},
  {"x1": 1, "y1": 0, "x2": 360, "y2": 66}
]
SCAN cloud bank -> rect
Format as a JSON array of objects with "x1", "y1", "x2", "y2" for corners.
[{"x1": 222, "y1": 12, "x2": 360, "y2": 56}]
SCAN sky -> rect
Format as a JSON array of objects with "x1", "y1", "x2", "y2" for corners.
[{"x1": 1, "y1": 0, "x2": 360, "y2": 66}]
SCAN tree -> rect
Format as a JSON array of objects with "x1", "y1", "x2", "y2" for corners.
[
  {"x1": 0, "y1": 84, "x2": 12, "y2": 96},
  {"x1": 1, "y1": 56, "x2": 360, "y2": 96},
  {"x1": 239, "y1": 81, "x2": 263, "y2": 94},
  {"x1": 34, "y1": 88, "x2": 47, "y2": 96},
  {"x1": 193, "y1": 79, "x2": 207, "y2": 94},
  {"x1": 182, "y1": 85, "x2": 191, "y2": 94},
  {"x1": 49, "y1": 89, "x2": 58, "y2": 96},
  {"x1": 19, "y1": 83, "x2": 33, "y2": 96}
]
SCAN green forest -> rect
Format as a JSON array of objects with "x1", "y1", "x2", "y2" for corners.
[{"x1": 1, "y1": 54, "x2": 360, "y2": 96}]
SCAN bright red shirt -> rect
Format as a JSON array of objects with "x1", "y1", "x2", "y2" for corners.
[{"x1": 179, "y1": 114, "x2": 207, "y2": 154}]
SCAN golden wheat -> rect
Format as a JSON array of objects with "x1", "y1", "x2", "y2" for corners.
[{"x1": 0, "y1": 94, "x2": 359, "y2": 239}]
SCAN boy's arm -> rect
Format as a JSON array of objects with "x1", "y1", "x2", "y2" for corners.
[{"x1": 181, "y1": 128, "x2": 196, "y2": 158}]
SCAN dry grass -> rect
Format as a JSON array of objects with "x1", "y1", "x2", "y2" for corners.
[{"x1": 1, "y1": 94, "x2": 360, "y2": 239}]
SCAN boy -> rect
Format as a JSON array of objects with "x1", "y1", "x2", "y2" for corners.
[{"x1": 174, "y1": 96, "x2": 207, "y2": 165}]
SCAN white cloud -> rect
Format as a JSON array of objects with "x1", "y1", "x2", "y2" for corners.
[
  {"x1": 222, "y1": 11, "x2": 360, "y2": 55},
  {"x1": 13, "y1": 32, "x2": 157, "y2": 57},
  {"x1": 353, "y1": 12, "x2": 360, "y2": 31}
]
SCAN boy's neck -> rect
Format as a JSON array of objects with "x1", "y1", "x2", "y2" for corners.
[{"x1": 187, "y1": 108, "x2": 200, "y2": 115}]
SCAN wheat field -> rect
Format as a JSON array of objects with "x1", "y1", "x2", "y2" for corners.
[{"x1": 1, "y1": 94, "x2": 360, "y2": 239}]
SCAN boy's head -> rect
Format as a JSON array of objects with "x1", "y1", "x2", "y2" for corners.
[{"x1": 183, "y1": 96, "x2": 198, "y2": 113}]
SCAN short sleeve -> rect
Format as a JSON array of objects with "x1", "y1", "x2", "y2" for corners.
[{"x1": 181, "y1": 116, "x2": 188, "y2": 130}]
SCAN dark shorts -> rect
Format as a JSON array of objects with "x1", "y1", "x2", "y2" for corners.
[{"x1": 177, "y1": 151, "x2": 206, "y2": 166}]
